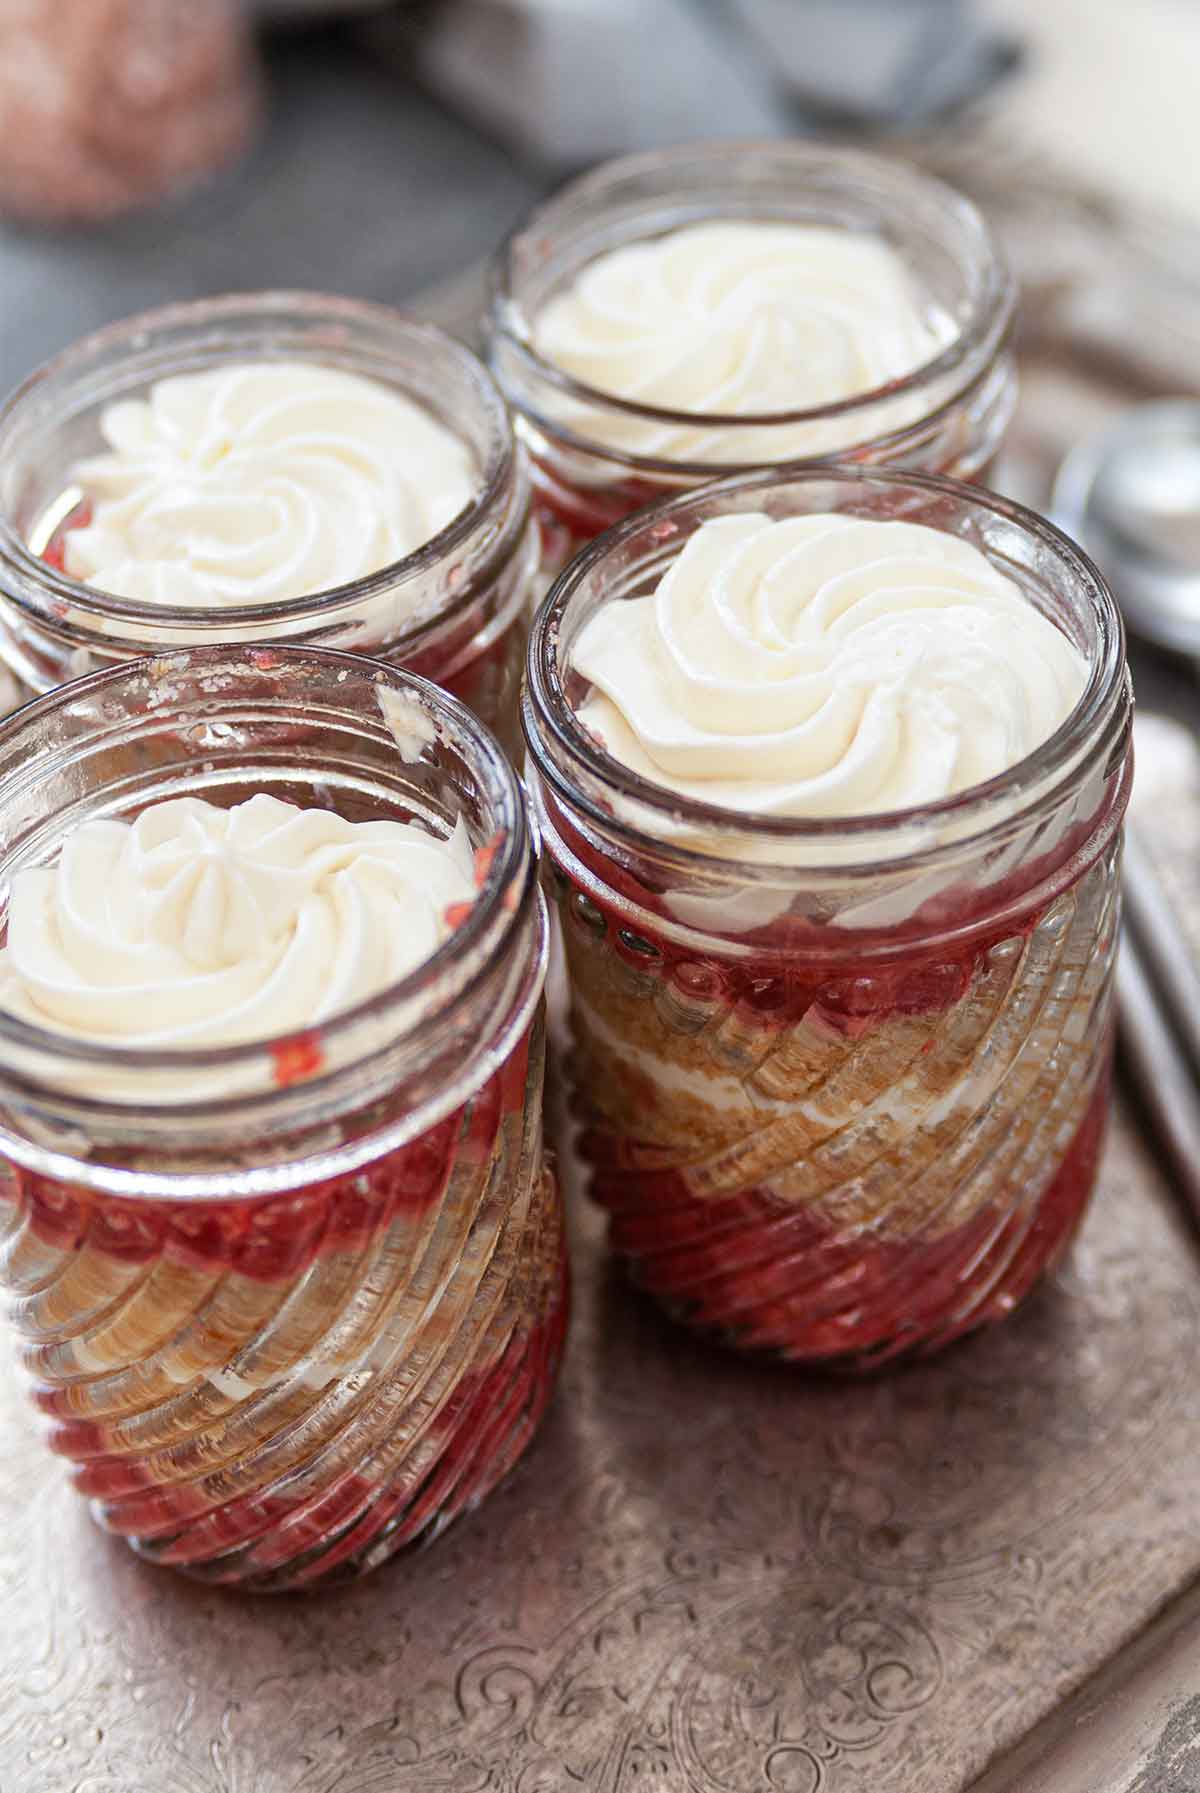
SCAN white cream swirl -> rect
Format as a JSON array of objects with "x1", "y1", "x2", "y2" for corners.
[
  {"x1": 573, "y1": 514, "x2": 1088, "y2": 820},
  {"x1": 62, "y1": 363, "x2": 477, "y2": 606},
  {"x1": 0, "y1": 794, "x2": 476, "y2": 1058},
  {"x1": 531, "y1": 222, "x2": 955, "y2": 464}
]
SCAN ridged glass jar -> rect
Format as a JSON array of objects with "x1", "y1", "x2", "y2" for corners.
[
  {"x1": 0, "y1": 294, "x2": 537, "y2": 751},
  {"x1": 0, "y1": 646, "x2": 566, "y2": 1588},
  {"x1": 524, "y1": 468, "x2": 1130, "y2": 1368},
  {"x1": 489, "y1": 142, "x2": 1017, "y2": 575}
]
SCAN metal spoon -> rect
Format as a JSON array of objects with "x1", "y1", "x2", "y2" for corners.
[
  {"x1": 1052, "y1": 399, "x2": 1200, "y2": 655},
  {"x1": 1056, "y1": 413, "x2": 1200, "y2": 1231}
]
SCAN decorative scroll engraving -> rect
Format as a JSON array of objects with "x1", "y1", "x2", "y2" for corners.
[{"x1": 2, "y1": 1112, "x2": 1198, "y2": 1793}]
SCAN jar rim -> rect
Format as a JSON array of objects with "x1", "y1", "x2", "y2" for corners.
[
  {"x1": 0, "y1": 643, "x2": 537, "y2": 1104},
  {"x1": 523, "y1": 464, "x2": 1129, "y2": 878},
  {"x1": 0, "y1": 291, "x2": 520, "y2": 636},
  {"x1": 489, "y1": 140, "x2": 1015, "y2": 475}
]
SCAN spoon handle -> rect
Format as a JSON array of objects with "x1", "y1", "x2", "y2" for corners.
[
  {"x1": 1123, "y1": 825, "x2": 1200, "y2": 1078},
  {"x1": 1116, "y1": 924, "x2": 1200, "y2": 1232},
  {"x1": 1117, "y1": 712, "x2": 1200, "y2": 1230}
]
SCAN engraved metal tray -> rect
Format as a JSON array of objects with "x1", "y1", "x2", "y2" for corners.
[
  {"x1": 3, "y1": 1094, "x2": 1199, "y2": 1793},
  {"x1": 6, "y1": 168, "x2": 1200, "y2": 1793}
]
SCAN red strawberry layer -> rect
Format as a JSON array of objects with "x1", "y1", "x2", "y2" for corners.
[
  {"x1": 586, "y1": 1064, "x2": 1109, "y2": 1365},
  {"x1": 2, "y1": 1032, "x2": 530, "y2": 1280}
]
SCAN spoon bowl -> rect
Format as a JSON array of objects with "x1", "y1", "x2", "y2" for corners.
[{"x1": 1053, "y1": 399, "x2": 1200, "y2": 656}]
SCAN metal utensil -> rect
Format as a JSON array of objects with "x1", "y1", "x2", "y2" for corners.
[
  {"x1": 1053, "y1": 400, "x2": 1200, "y2": 655},
  {"x1": 1116, "y1": 919, "x2": 1200, "y2": 1234},
  {"x1": 1054, "y1": 417, "x2": 1200, "y2": 1222},
  {"x1": 1111, "y1": 710, "x2": 1200, "y2": 1235}
]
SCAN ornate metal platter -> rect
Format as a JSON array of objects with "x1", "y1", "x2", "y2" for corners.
[
  {"x1": 6, "y1": 151, "x2": 1200, "y2": 1793},
  {"x1": 2, "y1": 1093, "x2": 1199, "y2": 1792}
]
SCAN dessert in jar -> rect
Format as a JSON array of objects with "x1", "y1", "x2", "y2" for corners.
[
  {"x1": 524, "y1": 467, "x2": 1131, "y2": 1368},
  {"x1": 488, "y1": 142, "x2": 1017, "y2": 574},
  {"x1": 0, "y1": 294, "x2": 537, "y2": 749},
  {"x1": 0, "y1": 645, "x2": 566, "y2": 1588}
]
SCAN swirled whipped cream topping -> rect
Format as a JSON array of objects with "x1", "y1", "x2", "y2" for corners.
[
  {"x1": 573, "y1": 514, "x2": 1088, "y2": 821},
  {"x1": 59, "y1": 363, "x2": 477, "y2": 606},
  {"x1": 531, "y1": 222, "x2": 956, "y2": 463},
  {"x1": 0, "y1": 794, "x2": 476, "y2": 1066}
]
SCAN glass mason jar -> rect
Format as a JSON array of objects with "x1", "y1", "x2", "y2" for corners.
[
  {"x1": 524, "y1": 468, "x2": 1131, "y2": 1369},
  {"x1": 489, "y1": 141, "x2": 1017, "y2": 576},
  {"x1": 0, "y1": 646, "x2": 566, "y2": 1589},
  {"x1": 0, "y1": 293, "x2": 537, "y2": 752}
]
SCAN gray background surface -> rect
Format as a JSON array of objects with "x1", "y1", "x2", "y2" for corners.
[{"x1": 0, "y1": 22, "x2": 541, "y2": 392}]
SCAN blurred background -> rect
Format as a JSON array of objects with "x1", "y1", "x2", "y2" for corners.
[{"x1": 2, "y1": 0, "x2": 1199, "y2": 391}]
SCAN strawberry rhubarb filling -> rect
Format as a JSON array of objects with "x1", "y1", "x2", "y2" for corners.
[
  {"x1": 542, "y1": 509, "x2": 1118, "y2": 1364},
  {"x1": 0, "y1": 791, "x2": 565, "y2": 1585}
]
